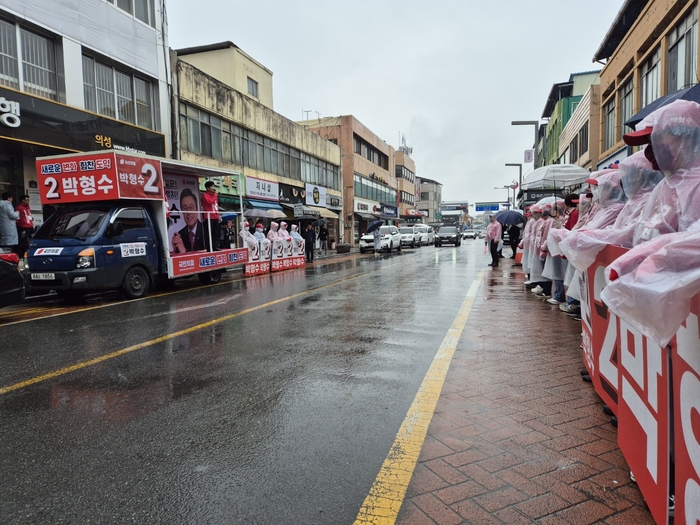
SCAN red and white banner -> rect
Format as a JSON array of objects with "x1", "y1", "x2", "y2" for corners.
[
  {"x1": 36, "y1": 152, "x2": 163, "y2": 204},
  {"x1": 271, "y1": 256, "x2": 305, "y2": 272},
  {"x1": 169, "y1": 248, "x2": 248, "y2": 278},
  {"x1": 672, "y1": 297, "x2": 700, "y2": 525},
  {"x1": 582, "y1": 245, "x2": 627, "y2": 415},
  {"x1": 245, "y1": 261, "x2": 271, "y2": 277}
]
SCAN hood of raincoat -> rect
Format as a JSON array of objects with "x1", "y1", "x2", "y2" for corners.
[{"x1": 649, "y1": 100, "x2": 700, "y2": 176}]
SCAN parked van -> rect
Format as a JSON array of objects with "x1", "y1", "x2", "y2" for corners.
[
  {"x1": 414, "y1": 224, "x2": 435, "y2": 246},
  {"x1": 27, "y1": 151, "x2": 248, "y2": 300}
]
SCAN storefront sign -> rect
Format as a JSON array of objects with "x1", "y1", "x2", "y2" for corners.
[
  {"x1": 327, "y1": 195, "x2": 340, "y2": 207},
  {"x1": 0, "y1": 96, "x2": 21, "y2": 128},
  {"x1": 279, "y1": 184, "x2": 306, "y2": 204},
  {"x1": 198, "y1": 174, "x2": 240, "y2": 196},
  {"x1": 246, "y1": 176, "x2": 278, "y2": 201},
  {"x1": 305, "y1": 183, "x2": 327, "y2": 207},
  {"x1": 0, "y1": 88, "x2": 165, "y2": 156},
  {"x1": 379, "y1": 204, "x2": 397, "y2": 218},
  {"x1": 36, "y1": 152, "x2": 164, "y2": 204}
]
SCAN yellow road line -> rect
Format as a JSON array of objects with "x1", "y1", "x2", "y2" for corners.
[
  {"x1": 354, "y1": 274, "x2": 483, "y2": 525},
  {"x1": 0, "y1": 271, "x2": 369, "y2": 396}
]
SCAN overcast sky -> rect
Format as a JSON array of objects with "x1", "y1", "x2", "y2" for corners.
[{"x1": 167, "y1": 0, "x2": 623, "y2": 206}]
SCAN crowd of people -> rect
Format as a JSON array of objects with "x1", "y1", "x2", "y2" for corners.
[{"x1": 506, "y1": 98, "x2": 700, "y2": 381}]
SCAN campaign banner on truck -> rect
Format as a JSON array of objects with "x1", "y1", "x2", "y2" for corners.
[
  {"x1": 163, "y1": 173, "x2": 203, "y2": 254},
  {"x1": 672, "y1": 298, "x2": 700, "y2": 525},
  {"x1": 169, "y1": 248, "x2": 248, "y2": 277},
  {"x1": 36, "y1": 152, "x2": 163, "y2": 204}
]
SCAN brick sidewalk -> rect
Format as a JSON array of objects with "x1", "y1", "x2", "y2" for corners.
[{"x1": 397, "y1": 261, "x2": 655, "y2": 525}]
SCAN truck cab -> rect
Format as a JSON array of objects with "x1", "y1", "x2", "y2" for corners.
[{"x1": 28, "y1": 202, "x2": 165, "y2": 299}]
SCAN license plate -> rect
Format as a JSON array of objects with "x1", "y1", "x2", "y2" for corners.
[{"x1": 31, "y1": 273, "x2": 55, "y2": 280}]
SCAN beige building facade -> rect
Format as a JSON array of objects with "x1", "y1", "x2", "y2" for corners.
[
  {"x1": 595, "y1": 0, "x2": 698, "y2": 167},
  {"x1": 394, "y1": 150, "x2": 419, "y2": 221},
  {"x1": 299, "y1": 116, "x2": 398, "y2": 245},
  {"x1": 177, "y1": 42, "x2": 274, "y2": 110},
  {"x1": 172, "y1": 48, "x2": 342, "y2": 238}
]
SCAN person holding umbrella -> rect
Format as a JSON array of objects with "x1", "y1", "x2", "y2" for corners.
[
  {"x1": 303, "y1": 223, "x2": 316, "y2": 263},
  {"x1": 485, "y1": 214, "x2": 502, "y2": 267}
]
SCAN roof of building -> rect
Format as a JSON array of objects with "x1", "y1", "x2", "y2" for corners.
[
  {"x1": 542, "y1": 81, "x2": 573, "y2": 119},
  {"x1": 593, "y1": 0, "x2": 649, "y2": 62},
  {"x1": 568, "y1": 70, "x2": 601, "y2": 81},
  {"x1": 419, "y1": 177, "x2": 442, "y2": 186},
  {"x1": 176, "y1": 41, "x2": 240, "y2": 56}
]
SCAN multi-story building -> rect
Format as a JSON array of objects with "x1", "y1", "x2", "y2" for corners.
[
  {"x1": 559, "y1": 84, "x2": 600, "y2": 170},
  {"x1": 395, "y1": 147, "x2": 419, "y2": 223},
  {"x1": 417, "y1": 177, "x2": 442, "y2": 225},
  {"x1": 594, "y1": 0, "x2": 697, "y2": 169},
  {"x1": 0, "y1": 0, "x2": 170, "y2": 224},
  {"x1": 173, "y1": 42, "x2": 342, "y2": 241},
  {"x1": 299, "y1": 116, "x2": 397, "y2": 245},
  {"x1": 440, "y1": 201, "x2": 469, "y2": 228},
  {"x1": 541, "y1": 71, "x2": 600, "y2": 166}
]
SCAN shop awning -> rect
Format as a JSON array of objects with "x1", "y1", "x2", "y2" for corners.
[
  {"x1": 308, "y1": 206, "x2": 339, "y2": 219},
  {"x1": 247, "y1": 198, "x2": 283, "y2": 211},
  {"x1": 355, "y1": 212, "x2": 377, "y2": 221},
  {"x1": 281, "y1": 203, "x2": 320, "y2": 217}
]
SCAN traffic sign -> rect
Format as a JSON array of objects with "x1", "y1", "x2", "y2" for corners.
[{"x1": 475, "y1": 202, "x2": 500, "y2": 212}]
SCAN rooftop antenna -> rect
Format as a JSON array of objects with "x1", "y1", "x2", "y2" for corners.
[{"x1": 302, "y1": 109, "x2": 312, "y2": 120}]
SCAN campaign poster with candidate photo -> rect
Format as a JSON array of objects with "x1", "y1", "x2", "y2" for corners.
[{"x1": 163, "y1": 173, "x2": 202, "y2": 254}]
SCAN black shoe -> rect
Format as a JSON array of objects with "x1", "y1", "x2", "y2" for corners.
[
  {"x1": 572, "y1": 316, "x2": 582, "y2": 321},
  {"x1": 580, "y1": 370, "x2": 588, "y2": 376},
  {"x1": 488, "y1": 263, "x2": 494, "y2": 266},
  {"x1": 525, "y1": 283, "x2": 537, "y2": 289},
  {"x1": 582, "y1": 374, "x2": 592, "y2": 383},
  {"x1": 611, "y1": 415, "x2": 618, "y2": 428},
  {"x1": 603, "y1": 405, "x2": 614, "y2": 416}
]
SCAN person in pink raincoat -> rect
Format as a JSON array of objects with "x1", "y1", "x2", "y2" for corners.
[
  {"x1": 267, "y1": 221, "x2": 280, "y2": 241},
  {"x1": 485, "y1": 214, "x2": 502, "y2": 267},
  {"x1": 528, "y1": 204, "x2": 553, "y2": 297}
]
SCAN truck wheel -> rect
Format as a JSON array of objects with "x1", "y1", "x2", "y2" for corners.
[
  {"x1": 198, "y1": 270, "x2": 222, "y2": 285},
  {"x1": 122, "y1": 266, "x2": 149, "y2": 299}
]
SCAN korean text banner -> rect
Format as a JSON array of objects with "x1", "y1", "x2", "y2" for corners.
[
  {"x1": 36, "y1": 152, "x2": 163, "y2": 204},
  {"x1": 170, "y1": 248, "x2": 248, "y2": 277}
]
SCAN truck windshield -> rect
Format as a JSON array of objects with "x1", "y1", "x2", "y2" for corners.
[{"x1": 35, "y1": 207, "x2": 110, "y2": 240}]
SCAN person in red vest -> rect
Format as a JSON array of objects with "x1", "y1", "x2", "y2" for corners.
[
  {"x1": 15, "y1": 194, "x2": 34, "y2": 256},
  {"x1": 201, "y1": 181, "x2": 221, "y2": 251}
]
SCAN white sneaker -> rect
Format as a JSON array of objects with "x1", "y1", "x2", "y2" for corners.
[
  {"x1": 559, "y1": 303, "x2": 570, "y2": 312},
  {"x1": 524, "y1": 280, "x2": 532, "y2": 285},
  {"x1": 547, "y1": 298, "x2": 562, "y2": 305},
  {"x1": 531, "y1": 286, "x2": 543, "y2": 294}
]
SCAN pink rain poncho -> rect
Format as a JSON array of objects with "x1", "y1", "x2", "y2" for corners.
[
  {"x1": 267, "y1": 221, "x2": 280, "y2": 241},
  {"x1": 600, "y1": 100, "x2": 700, "y2": 346},
  {"x1": 558, "y1": 170, "x2": 628, "y2": 272},
  {"x1": 239, "y1": 221, "x2": 259, "y2": 255},
  {"x1": 601, "y1": 223, "x2": 700, "y2": 347},
  {"x1": 278, "y1": 221, "x2": 291, "y2": 240},
  {"x1": 632, "y1": 99, "x2": 700, "y2": 245},
  {"x1": 519, "y1": 215, "x2": 536, "y2": 275}
]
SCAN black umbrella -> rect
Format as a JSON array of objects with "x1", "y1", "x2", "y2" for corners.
[
  {"x1": 366, "y1": 220, "x2": 383, "y2": 233},
  {"x1": 494, "y1": 209, "x2": 525, "y2": 225},
  {"x1": 313, "y1": 218, "x2": 329, "y2": 227},
  {"x1": 624, "y1": 84, "x2": 700, "y2": 129}
]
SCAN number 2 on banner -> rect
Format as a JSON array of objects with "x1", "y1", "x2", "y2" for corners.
[
  {"x1": 45, "y1": 177, "x2": 60, "y2": 199},
  {"x1": 142, "y1": 163, "x2": 159, "y2": 193}
]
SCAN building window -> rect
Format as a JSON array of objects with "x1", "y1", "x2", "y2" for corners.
[
  {"x1": 83, "y1": 55, "x2": 155, "y2": 129},
  {"x1": 641, "y1": 47, "x2": 660, "y2": 108},
  {"x1": 107, "y1": 0, "x2": 157, "y2": 27},
  {"x1": 603, "y1": 98, "x2": 616, "y2": 151},
  {"x1": 179, "y1": 103, "x2": 340, "y2": 191},
  {"x1": 353, "y1": 133, "x2": 389, "y2": 170},
  {"x1": 570, "y1": 137, "x2": 578, "y2": 163},
  {"x1": 247, "y1": 77, "x2": 258, "y2": 98},
  {"x1": 619, "y1": 78, "x2": 634, "y2": 140},
  {"x1": 667, "y1": 6, "x2": 698, "y2": 92},
  {"x1": 0, "y1": 19, "x2": 57, "y2": 100},
  {"x1": 579, "y1": 121, "x2": 589, "y2": 156}
]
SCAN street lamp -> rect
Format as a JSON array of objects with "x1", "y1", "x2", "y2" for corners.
[
  {"x1": 494, "y1": 185, "x2": 511, "y2": 208},
  {"x1": 505, "y1": 163, "x2": 522, "y2": 210},
  {"x1": 511, "y1": 121, "x2": 539, "y2": 169}
]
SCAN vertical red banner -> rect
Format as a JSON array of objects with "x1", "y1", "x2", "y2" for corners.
[
  {"x1": 617, "y1": 321, "x2": 670, "y2": 525},
  {"x1": 672, "y1": 298, "x2": 700, "y2": 525}
]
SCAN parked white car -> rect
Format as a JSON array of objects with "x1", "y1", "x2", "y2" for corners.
[
  {"x1": 414, "y1": 224, "x2": 435, "y2": 246},
  {"x1": 399, "y1": 226, "x2": 421, "y2": 248},
  {"x1": 359, "y1": 226, "x2": 402, "y2": 253}
]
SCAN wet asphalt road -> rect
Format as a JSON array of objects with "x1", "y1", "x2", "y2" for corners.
[{"x1": 0, "y1": 240, "x2": 488, "y2": 524}]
